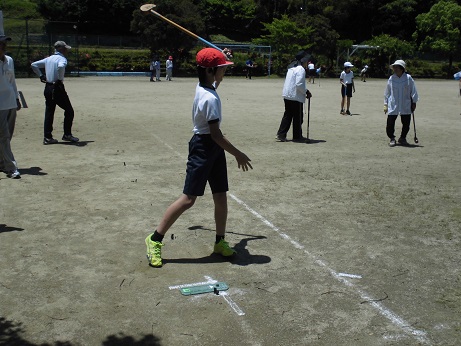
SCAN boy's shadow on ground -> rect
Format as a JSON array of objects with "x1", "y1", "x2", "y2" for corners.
[
  {"x1": 18, "y1": 167, "x2": 47, "y2": 176},
  {"x1": 163, "y1": 226, "x2": 271, "y2": 266},
  {"x1": 0, "y1": 224, "x2": 24, "y2": 233}
]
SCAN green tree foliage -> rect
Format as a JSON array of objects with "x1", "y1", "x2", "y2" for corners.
[
  {"x1": 36, "y1": 0, "x2": 140, "y2": 34},
  {"x1": 363, "y1": 34, "x2": 414, "y2": 76},
  {"x1": 0, "y1": 0, "x2": 39, "y2": 18},
  {"x1": 131, "y1": 0, "x2": 204, "y2": 59},
  {"x1": 253, "y1": 14, "x2": 313, "y2": 74},
  {"x1": 291, "y1": 12, "x2": 338, "y2": 67},
  {"x1": 198, "y1": 0, "x2": 256, "y2": 41},
  {"x1": 413, "y1": 0, "x2": 461, "y2": 76}
]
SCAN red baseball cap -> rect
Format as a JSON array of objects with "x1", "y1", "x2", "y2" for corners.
[{"x1": 196, "y1": 48, "x2": 233, "y2": 68}]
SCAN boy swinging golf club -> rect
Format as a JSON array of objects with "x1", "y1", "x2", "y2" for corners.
[{"x1": 145, "y1": 48, "x2": 253, "y2": 267}]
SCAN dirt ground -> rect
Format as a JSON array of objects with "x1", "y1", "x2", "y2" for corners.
[{"x1": 1, "y1": 73, "x2": 460, "y2": 346}]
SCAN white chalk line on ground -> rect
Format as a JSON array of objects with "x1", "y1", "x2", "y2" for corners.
[
  {"x1": 154, "y1": 134, "x2": 429, "y2": 344},
  {"x1": 229, "y1": 193, "x2": 431, "y2": 345}
]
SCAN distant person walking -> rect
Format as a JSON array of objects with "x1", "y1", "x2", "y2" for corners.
[
  {"x1": 165, "y1": 55, "x2": 173, "y2": 81},
  {"x1": 360, "y1": 64, "x2": 369, "y2": 82},
  {"x1": 383, "y1": 60, "x2": 419, "y2": 147},
  {"x1": 340, "y1": 61, "x2": 355, "y2": 115},
  {"x1": 31, "y1": 41, "x2": 79, "y2": 144},
  {"x1": 0, "y1": 34, "x2": 21, "y2": 178}
]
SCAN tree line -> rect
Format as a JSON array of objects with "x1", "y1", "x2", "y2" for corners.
[{"x1": 2, "y1": 0, "x2": 461, "y2": 76}]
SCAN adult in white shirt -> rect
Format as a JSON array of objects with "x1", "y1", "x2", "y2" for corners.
[
  {"x1": 31, "y1": 41, "x2": 79, "y2": 145},
  {"x1": 0, "y1": 34, "x2": 21, "y2": 178},
  {"x1": 307, "y1": 61, "x2": 315, "y2": 83},
  {"x1": 276, "y1": 51, "x2": 312, "y2": 142},
  {"x1": 384, "y1": 60, "x2": 419, "y2": 147},
  {"x1": 165, "y1": 55, "x2": 173, "y2": 81}
]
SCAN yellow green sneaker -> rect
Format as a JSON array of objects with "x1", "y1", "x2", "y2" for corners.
[
  {"x1": 145, "y1": 234, "x2": 163, "y2": 267},
  {"x1": 213, "y1": 239, "x2": 237, "y2": 257}
]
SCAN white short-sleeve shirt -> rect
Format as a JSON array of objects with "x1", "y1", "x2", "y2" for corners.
[{"x1": 192, "y1": 83, "x2": 221, "y2": 134}]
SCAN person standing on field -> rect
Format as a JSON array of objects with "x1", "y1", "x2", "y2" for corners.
[
  {"x1": 307, "y1": 61, "x2": 315, "y2": 84},
  {"x1": 154, "y1": 56, "x2": 161, "y2": 81},
  {"x1": 383, "y1": 60, "x2": 419, "y2": 147},
  {"x1": 165, "y1": 55, "x2": 173, "y2": 81},
  {"x1": 31, "y1": 41, "x2": 79, "y2": 145},
  {"x1": 149, "y1": 56, "x2": 155, "y2": 82},
  {"x1": 276, "y1": 51, "x2": 312, "y2": 143},
  {"x1": 340, "y1": 61, "x2": 355, "y2": 115},
  {"x1": 145, "y1": 48, "x2": 253, "y2": 268},
  {"x1": 0, "y1": 34, "x2": 21, "y2": 178}
]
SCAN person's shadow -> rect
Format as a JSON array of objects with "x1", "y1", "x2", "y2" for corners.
[
  {"x1": 17, "y1": 167, "x2": 47, "y2": 176},
  {"x1": 163, "y1": 226, "x2": 271, "y2": 266},
  {"x1": 58, "y1": 140, "x2": 94, "y2": 147},
  {"x1": 0, "y1": 224, "x2": 24, "y2": 233}
]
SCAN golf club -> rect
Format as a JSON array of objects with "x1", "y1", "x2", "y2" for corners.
[
  {"x1": 306, "y1": 97, "x2": 311, "y2": 143},
  {"x1": 140, "y1": 4, "x2": 223, "y2": 53},
  {"x1": 412, "y1": 112, "x2": 419, "y2": 143}
]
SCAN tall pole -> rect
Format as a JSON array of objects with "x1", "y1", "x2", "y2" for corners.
[{"x1": 26, "y1": 17, "x2": 30, "y2": 77}]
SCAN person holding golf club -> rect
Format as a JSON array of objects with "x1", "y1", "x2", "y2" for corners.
[
  {"x1": 340, "y1": 62, "x2": 355, "y2": 115},
  {"x1": 145, "y1": 48, "x2": 253, "y2": 268},
  {"x1": 276, "y1": 51, "x2": 312, "y2": 143},
  {"x1": 383, "y1": 60, "x2": 419, "y2": 147}
]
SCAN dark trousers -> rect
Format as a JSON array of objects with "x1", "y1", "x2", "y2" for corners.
[
  {"x1": 277, "y1": 99, "x2": 303, "y2": 139},
  {"x1": 386, "y1": 114, "x2": 411, "y2": 139},
  {"x1": 44, "y1": 83, "x2": 74, "y2": 139}
]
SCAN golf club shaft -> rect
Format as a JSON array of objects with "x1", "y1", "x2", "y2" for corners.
[
  {"x1": 148, "y1": 9, "x2": 223, "y2": 52},
  {"x1": 412, "y1": 112, "x2": 418, "y2": 143},
  {"x1": 307, "y1": 98, "x2": 310, "y2": 139}
]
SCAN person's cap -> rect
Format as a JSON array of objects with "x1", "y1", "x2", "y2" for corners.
[
  {"x1": 168, "y1": 56, "x2": 173, "y2": 60},
  {"x1": 196, "y1": 48, "x2": 234, "y2": 68},
  {"x1": 54, "y1": 41, "x2": 71, "y2": 49},
  {"x1": 391, "y1": 59, "x2": 406, "y2": 70},
  {"x1": 0, "y1": 35, "x2": 12, "y2": 42},
  {"x1": 344, "y1": 61, "x2": 354, "y2": 68}
]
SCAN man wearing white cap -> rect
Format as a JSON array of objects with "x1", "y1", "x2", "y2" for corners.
[
  {"x1": 383, "y1": 59, "x2": 419, "y2": 147},
  {"x1": 31, "y1": 41, "x2": 79, "y2": 144},
  {"x1": 0, "y1": 33, "x2": 21, "y2": 178}
]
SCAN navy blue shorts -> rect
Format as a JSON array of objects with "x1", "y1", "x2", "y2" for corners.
[
  {"x1": 341, "y1": 84, "x2": 353, "y2": 97},
  {"x1": 183, "y1": 134, "x2": 228, "y2": 196}
]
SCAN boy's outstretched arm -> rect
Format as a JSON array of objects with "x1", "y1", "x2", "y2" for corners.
[{"x1": 209, "y1": 122, "x2": 253, "y2": 171}]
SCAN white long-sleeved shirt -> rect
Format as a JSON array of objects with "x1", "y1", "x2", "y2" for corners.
[
  {"x1": 282, "y1": 65, "x2": 306, "y2": 103},
  {"x1": 384, "y1": 73, "x2": 419, "y2": 115},
  {"x1": 31, "y1": 51, "x2": 67, "y2": 83},
  {"x1": 0, "y1": 55, "x2": 19, "y2": 111}
]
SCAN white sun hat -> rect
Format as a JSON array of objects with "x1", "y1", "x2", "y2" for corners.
[
  {"x1": 391, "y1": 60, "x2": 406, "y2": 70},
  {"x1": 344, "y1": 61, "x2": 354, "y2": 67}
]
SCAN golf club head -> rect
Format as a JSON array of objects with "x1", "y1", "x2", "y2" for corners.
[
  {"x1": 140, "y1": 3, "x2": 156, "y2": 12},
  {"x1": 414, "y1": 137, "x2": 419, "y2": 144}
]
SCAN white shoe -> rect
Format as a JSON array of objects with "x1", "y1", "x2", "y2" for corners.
[{"x1": 7, "y1": 169, "x2": 20, "y2": 179}]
